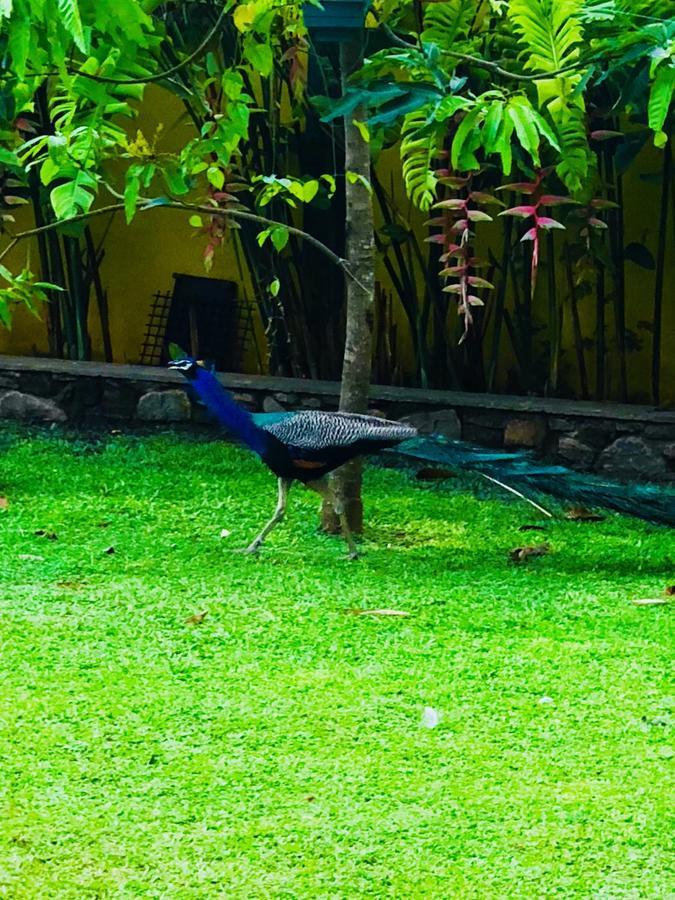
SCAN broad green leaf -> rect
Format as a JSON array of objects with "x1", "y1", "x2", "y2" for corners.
[
  {"x1": 302, "y1": 180, "x2": 319, "y2": 203},
  {"x1": 287, "y1": 181, "x2": 305, "y2": 201},
  {"x1": 124, "y1": 174, "x2": 140, "y2": 224},
  {"x1": 352, "y1": 119, "x2": 370, "y2": 143},
  {"x1": 7, "y1": 12, "x2": 29, "y2": 77},
  {"x1": 163, "y1": 165, "x2": 189, "y2": 196},
  {"x1": 222, "y1": 71, "x2": 244, "y2": 101},
  {"x1": 346, "y1": 171, "x2": 373, "y2": 194},
  {"x1": 451, "y1": 107, "x2": 483, "y2": 171},
  {"x1": 498, "y1": 114, "x2": 515, "y2": 175},
  {"x1": 50, "y1": 170, "x2": 96, "y2": 219},
  {"x1": 482, "y1": 102, "x2": 504, "y2": 154},
  {"x1": 270, "y1": 226, "x2": 289, "y2": 252},
  {"x1": 233, "y1": 2, "x2": 256, "y2": 31},
  {"x1": 648, "y1": 64, "x2": 675, "y2": 147},
  {"x1": 245, "y1": 41, "x2": 273, "y2": 77},
  {"x1": 0, "y1": 147, "x2": 19, "y2": 168},
  {"x1": 507, "y1": 98, "x2": 541, "y2": 165},
  {"x1": 40, "y1": 157, "x2": 61, "y2": 186},
  {"x1": 320, "y1": 174, "x2": 336, "y2": 195},
  {"x1": 189, "y1": 215, "x2": 203, "y2": 228},
  {"x1": 207, "y1": 166, "x2": 226, "y2": 190}
]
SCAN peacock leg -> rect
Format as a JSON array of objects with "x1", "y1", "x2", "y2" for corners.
[
  {"x1": 242, "y1": 478, "x2": 291, "y2": 554},
  {"x1": 332, "y1": 495, "x2": 359, "y2": 560},
  {"x1": 307, "y1": 478, "x2": 359, "y2": 560}
]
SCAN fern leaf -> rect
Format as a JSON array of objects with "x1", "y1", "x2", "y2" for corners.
[
  {"x1": 508, "y1": 0, "x2": 587, "y2": 122},
  {"x1": 509, "y1": 0, "x2": 584, "y2": 73},
  {"x1": 400, "y1": 111, "x2": 440, "y2": 212},
  {"x1": 555, "y1": 109, "x2": 591, "y2": 193},
  {"x1": 56, "y1": 0, "x2": 87, "y2": 53},
  {"x1": 422, "y1": 0, "x2": 477, "y2": 48}
]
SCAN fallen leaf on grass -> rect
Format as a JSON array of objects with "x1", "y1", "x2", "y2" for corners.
[
  {"x1": 518, "y1": 524, "x2": 546, "y2": 532},
  {"x1": 565, "y1": 506, "x2": 605, "y2": 522},
  {"x1": 422, "y1": 706, "x2": 441, "y2": 728},
  {"x1": 665, "y1": 586, "x2": 675, "y2": 596},
  {"x1": 34, "y1": 529, "x2": 58, "y2": 541},
  {"x1": 509, "y1": 543, "x2": 550, "y2": 563},
  {"x1": 185, "y1": 611, "x2": 208, "y2": 625},
  {"x1": 415, "y1": 467, "x2": 456, "y2": 481},
  {"x1": 632, "y1": 597, "x2": 671, "y2": 607},
  {"x1": 56, "y1": 580, "x2": 87, "y2": 590},
  {"x1": 98, "y1": 521, "x2": 111, "y2": 529},
  {"x1": 345, "y1": 608, "x2": 410, "y2": 617},
  {"x1": 0, "y1": 497, "x2": 8, "y2": 510},
  {"x1": 219, "y1": 529, "x2": 231, "y2": 539}
]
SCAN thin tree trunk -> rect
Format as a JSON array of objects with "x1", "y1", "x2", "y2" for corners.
[{"x1": 321, "y1": 35, "x2": 375, "y2": 536}]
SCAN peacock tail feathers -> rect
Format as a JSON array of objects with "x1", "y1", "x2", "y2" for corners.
[{"x1": 393, "y1": 436, "x2": 675, "y2": 527}]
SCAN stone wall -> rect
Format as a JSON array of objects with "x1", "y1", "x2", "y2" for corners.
[{"x1": 1, "y1": 354, "x2": 674, "y2": 483}]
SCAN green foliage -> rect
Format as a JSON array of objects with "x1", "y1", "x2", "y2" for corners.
[
  {"x1": 55, "y1": 0, "x2": 86, "y2": 52},
  {"x1": 421, "y1": 0, "x2": 476, "y2": 48},
  {"x1": 508, "y1": 0, "x2": 584, "y2": 77},
  {"x1": 346, "y1": 0, "x2": 672, "y2": 203},
  {"x1": 555, "y1": 108, "x2": 591, "y2": 192},
  {"x1": 0, "y1": 262, "x2": 60, "y2": 328},
  {"x1": 648, "y1": 61, "x2": 675, "y2": 148},
  {"x1": 400, "y1": 111, "x2": 441, "y2": 210}
]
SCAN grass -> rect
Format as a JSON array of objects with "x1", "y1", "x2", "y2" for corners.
[{"x1": 0, "y1": 425, "x2": 673, "y2": 899}]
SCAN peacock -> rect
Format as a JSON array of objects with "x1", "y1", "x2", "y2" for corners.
[{"x1": 169, "y1": 357, "x2": 675, "y2": 557}]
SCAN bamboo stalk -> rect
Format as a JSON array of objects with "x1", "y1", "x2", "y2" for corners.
[
  {"x1": 84, "y1": 227, "x2": 113, "y2": 362},
  {"x1": 487, "y1": 214, "x2": 513, "y2": 391},
  {"x1": 605, "y1": 142, "x2": 627, "y2": 401},
  {"x1": 63, "y1": 236, "x2": 89, "y2": 360},
  {"x1": 595, "y1": 258, "x2": 606, "y2": 401},
  {"x1": 546, "y1": 232, "x2": 560, "y2": 395},
  {"x1": 564, "y1": 243, "x2": 589, "y2": 400},
  {"x1": 28, "y1": 177, "x2": 62, "y2": 357}
]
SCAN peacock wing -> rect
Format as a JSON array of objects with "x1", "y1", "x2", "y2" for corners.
[{"x1": 258, "y1": 411, "x2": 417, "y2": 456}]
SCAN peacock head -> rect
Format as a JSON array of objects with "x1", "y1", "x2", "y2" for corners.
[{"x1": 168, "y1": 356, "x2": 201, "y2": 380}]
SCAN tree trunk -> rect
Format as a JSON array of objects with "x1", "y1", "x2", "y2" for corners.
[{"x1": 321, "y1": 35, "x2": 375, "y2": 535}]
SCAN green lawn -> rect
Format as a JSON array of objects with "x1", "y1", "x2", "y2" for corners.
[{"x1": 0, "y1": 426, "x2": 673, "y2": 898}]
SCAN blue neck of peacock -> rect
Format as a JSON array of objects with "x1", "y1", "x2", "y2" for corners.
[{"x1": 190, "y1": 368, "x2": 269, "y2": 456}]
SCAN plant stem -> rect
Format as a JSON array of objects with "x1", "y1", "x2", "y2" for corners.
[{"x1": 651, "y1": 136, "x2": 671, "y2": 406}]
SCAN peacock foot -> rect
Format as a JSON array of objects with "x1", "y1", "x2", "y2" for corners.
[{"x1": 234, "y1": 544, "x2": 261, "y2": 555}]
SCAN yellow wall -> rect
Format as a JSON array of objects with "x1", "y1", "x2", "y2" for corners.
[{"x1": 1, "y1": 86, "x2": 673, "y2": 402}]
